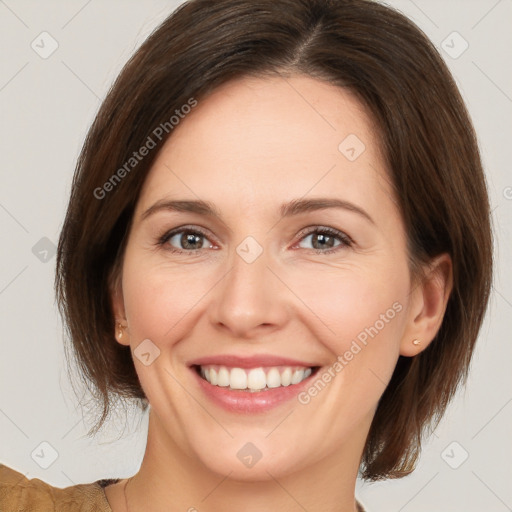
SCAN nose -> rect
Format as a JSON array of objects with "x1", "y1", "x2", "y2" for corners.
[{"x1": 209, "y1": 240, "x2": 290, "y2": 340}]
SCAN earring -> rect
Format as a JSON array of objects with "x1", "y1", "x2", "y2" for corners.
[
  {"x1": 118, "y1": 323, "x2": 124, "y2": 339},
  {"x1": 412, "y1": 339, "x2": 421, "y2": 346}
]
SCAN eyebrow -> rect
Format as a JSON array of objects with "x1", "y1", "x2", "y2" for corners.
[{"x1": 141, "y1": 197, "x2": 375, "y2": 225}]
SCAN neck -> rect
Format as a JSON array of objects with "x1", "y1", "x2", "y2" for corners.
[{"x1": 124, "y1": 408, "x2": 365, "y2": 512}]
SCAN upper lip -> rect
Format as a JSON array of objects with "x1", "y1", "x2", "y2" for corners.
[{"x1": 188, "y1": 354, "x2": 319, "y2": 369}]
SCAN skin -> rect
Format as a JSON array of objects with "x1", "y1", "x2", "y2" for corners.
[{"x1": 105, "y1": 73, "x2": 452, "y2": 512}]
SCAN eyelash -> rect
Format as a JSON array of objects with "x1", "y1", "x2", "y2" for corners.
[{"x1": 156, "y1": 225, "x2": 353, "y2": 255}]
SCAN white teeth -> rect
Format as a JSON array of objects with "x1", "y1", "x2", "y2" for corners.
[
  {"x1": 281, "y1": 368, "x2": 292, "y2": 386},
  {"x1": 229, "y1": 368, "x2": 247, "y2": 390},
  {"x1": 266, "y1": 368, "x2": 281, "y2": 388},
  {"x1": 291, "y1": 369, "x2": 305, "y2": 384},
  {"x1": 198, "y1": 365, "x2": 314, "y2": 391},
  {"x1": 247, "y1": 368, "x2": 267, "y2": 390},
  {"x1": 217, "y1": 367, "x2": 230, "y2": 387}
]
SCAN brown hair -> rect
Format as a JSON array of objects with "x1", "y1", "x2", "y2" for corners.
[{"x1": 55, "y1": 0, "x2": 493, "y2": 480}]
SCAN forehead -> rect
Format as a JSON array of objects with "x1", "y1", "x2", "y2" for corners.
[{"x1": 135, "y1": 74, "x2": 394, "y2": 217}]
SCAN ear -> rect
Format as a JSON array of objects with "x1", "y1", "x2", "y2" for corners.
[
  {"x1": 400, "y1": 253, "x2": 453, "y2": 357},
  {"x1": 109, "y1": 268, "x2": 130, "y2": 347}
]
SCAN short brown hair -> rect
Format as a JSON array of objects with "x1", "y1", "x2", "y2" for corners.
[{"x1": 55, "y1": 0, "x2": 493, "y2": 480}]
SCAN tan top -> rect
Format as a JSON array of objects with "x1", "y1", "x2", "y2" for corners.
[
  {"x1": 0, "y1": 463, "x2": 115, "y2": 511},
  {"x1": 0, "y1": 463, "x2": 366, "y2": 511}
]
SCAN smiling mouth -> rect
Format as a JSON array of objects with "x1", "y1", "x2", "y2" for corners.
[{"x1": 193, "y1": 364, "x2": 320, "y2": 392}]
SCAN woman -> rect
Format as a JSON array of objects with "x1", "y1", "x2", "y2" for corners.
[{"x1": 0, "y1": 0, "x2": 493, "y2": 510}]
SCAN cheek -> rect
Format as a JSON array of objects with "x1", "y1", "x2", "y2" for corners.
[
  {"x1": 290, "y1": 267, "x2": 408, "y2": 433},
  {"x1": 119, "y1": 255, "x2": 216, "y2": 426},
  {"x1": 285, "y1": 262, "x2": 408, "y2": 405},
  {"x1": 121, "y1": 254, "x2": 213, "y2": 345},
  {"x1": 290, "y1": 263, "x2": 406, "y2": 344}
]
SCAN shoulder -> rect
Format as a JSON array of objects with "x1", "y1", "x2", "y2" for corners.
[
  {"x1": 1, "y1": 464, "x2": 367, "y2": 512},
  {"x1": 0, "y1": 463, "x2": 115, "y2": 512}
]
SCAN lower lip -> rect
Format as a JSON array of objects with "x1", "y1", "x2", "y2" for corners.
[{"x1": 191, "y1": 366, "x2": 318, "y2": 413}]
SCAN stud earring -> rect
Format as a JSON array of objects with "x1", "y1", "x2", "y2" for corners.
[
  {"x1": 412, "y1": 339, "x2": 421, "y2": 346},
  {"x1": 118, "y1": 323, "x2": 124, "y2": 339}
]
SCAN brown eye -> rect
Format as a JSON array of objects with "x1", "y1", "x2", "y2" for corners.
[
  {"x1": 173, "y1": 232, "x2": 206, "y2": 250},
  {"x1": 296, "y1": 227, "x2": 352, "y2": 254},
  {"x1": 159, "y1": 227, "x2": 214, "y2": 253}
]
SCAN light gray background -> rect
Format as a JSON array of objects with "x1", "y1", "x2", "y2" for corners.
[{"x1": 0, "y1": 1, "x2": 511, "y2": 510}]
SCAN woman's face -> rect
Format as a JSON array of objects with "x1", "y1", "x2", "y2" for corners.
[{"x1": 113, "y1": 74, "x2": 419, "y2": 480}]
